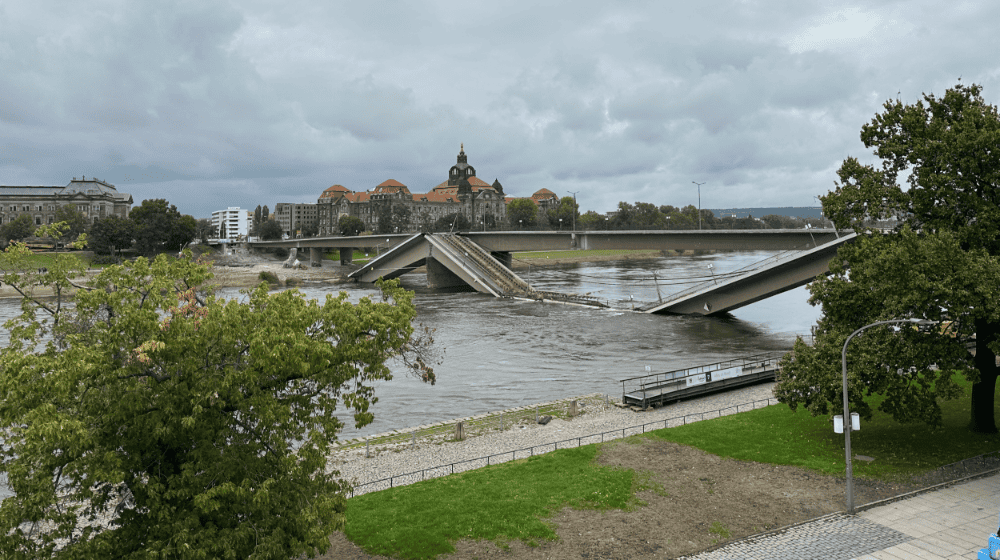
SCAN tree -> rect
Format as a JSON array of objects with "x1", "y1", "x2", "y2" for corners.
[
  {"x1": 254, "y1": 204, "x2": 262, "y2": 234},
  {"x1": 433, "y1": 213, "x2": 470, "y2": 232},
  {"x1": 375, "y1": 204, "x2": 410, "y2": 234},
  {"x1": 0, "y1": 246, "x2": 436, "y2": 558},
  {"x1": 129, "y1": 199, "x2": 196, "y2": 255},
  {"x1": 88, "y1": 216, "x2": 136, "y2": 257},
  {"x1": 195, "y1": 217, "x2": 216, "y2": 242},
  {"x1": 53, "y1": 205, "x2": 89, "y2": 241},
  {"x1": 219, "y1": 220, "x2": 227, "y2": 239},
  {"x1": 775, "y1": 83, "x2": 1000, "y2": 433},
  {"x1": 1, "y1": 214, "x2": 34, "y2": 242},
  {"x1": 259, "y1": 219, "x2": 283, "y2": 240},
  {"x1": 578, "y1": 210, "x2": 609, "y2": 230},
  {"x1": 301, "y1": 223, "x2": 319, "y2": 238},
  {"x1": 546, "y1": 196, "x2": 579, "y2": 230},
  {"x1": 339, "y1": 215, "x2": 365, "y2": 237},
  {"x1": 506, "y1": 198, "x2": 538, "y2": 229},
  {"x1": 262, "y1": 205, "x2": 270, "y2": 222}
]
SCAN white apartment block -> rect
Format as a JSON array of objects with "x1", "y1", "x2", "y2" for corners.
[{"x1": 211, "y1": 207, "x2": 251, "y2": 240}]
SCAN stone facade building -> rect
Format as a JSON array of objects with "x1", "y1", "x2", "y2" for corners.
[
  {"x1": 317, "y1": 145, "x2": 507, "y2": 235},
  {"x1": 0, "y1": 176, "x2": 133, "y2": 226},
  {"x1": 274, "y1": 202, "x2": 319, "y2": 236}
]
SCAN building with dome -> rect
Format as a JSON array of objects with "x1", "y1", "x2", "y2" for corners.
[
  {"x1": 0, "y1": 176, "x2": 133, "y2": 227},
  {"x1": 316, "y1": 145, "x2": 508, "y2": 235}
]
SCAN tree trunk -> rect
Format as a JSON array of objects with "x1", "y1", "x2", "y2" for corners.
[{"x1": 970, "y1": 318, "x2": 999, "y2": 433}]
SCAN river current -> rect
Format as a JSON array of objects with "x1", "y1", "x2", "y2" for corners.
[{"x1": 240, "y1": 250, "x2": 823, "y2": 440}]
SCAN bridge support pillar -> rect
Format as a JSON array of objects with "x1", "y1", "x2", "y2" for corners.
[
  {"x1": 309, "y1": 248, "x2": 323, "y2": 267},
  {"x1": 340, "y1": 247, "x2": 355, "y2": 265},
  {"x1": 426, "y1": 258, "x2": 467, "y2": 289},
  {"x1": 492, "y1": 251, "x2": 513, "y2": 269}
]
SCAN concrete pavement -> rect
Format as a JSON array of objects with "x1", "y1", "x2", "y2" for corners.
[{"x1": 680, "y1": 471, "x2": 999, "y2": 560}]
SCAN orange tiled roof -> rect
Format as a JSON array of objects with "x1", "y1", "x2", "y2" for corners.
[
  {"x1": 319, "y1": 184, "x2": 352, "y2": 198},
  {"x1": 377, "y1": 179, "x2": 407, "y2": 188},
  {"x1": 411, "y1": 192, "x2": 459, "y2": 203},
  {"x1": 532, "y1": 188, "x2": 557, "y2": 200}
]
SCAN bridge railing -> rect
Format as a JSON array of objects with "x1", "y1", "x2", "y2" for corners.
[{"x1": 620, "y1": 351, "x2": 787, "y2": 401}]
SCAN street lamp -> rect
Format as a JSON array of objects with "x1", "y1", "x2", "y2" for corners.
[
  {"x1": 559, "y1": 218, "x2": 563, "y2": 231},
  {"x1": 840, "y1": 318, "x2": 933, "y2": 512},
  {"x1": 568, "y1": 190, "x2": 579, "y2": 232},
  {"x1": 692, "y1": 181, "x2": 705, "y2": 230}
]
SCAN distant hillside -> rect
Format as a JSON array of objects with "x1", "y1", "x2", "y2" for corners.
[{"x1": 708, "y1": 207, "x2": 825, "y2": 219}]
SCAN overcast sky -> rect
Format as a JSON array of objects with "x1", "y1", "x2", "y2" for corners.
[{"x1": 2, "y1": 1, "x2": 997, "y2": 218}]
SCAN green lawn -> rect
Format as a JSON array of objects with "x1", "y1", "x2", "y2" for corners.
[
  {"x1": 645, "y1": 376, "x2": 1000, "y2": 480},
  {"x1": 344, "y1": 446, "x2": 643, "y2": 559},
  {"x1": 341, "y1": 377, "x2": 1000, "y2": 558}
]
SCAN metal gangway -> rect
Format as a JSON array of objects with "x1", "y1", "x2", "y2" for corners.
[{"x1": 620, "y1": 351, "x2": 786, "y2": 408}]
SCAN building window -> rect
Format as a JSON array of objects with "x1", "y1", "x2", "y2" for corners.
[
  {"x1": 22, "y1": 205, "x2": 29, "y2": 212},
  {"x1": 35, "y1": 216, "x2": 41, "y2": 225}
]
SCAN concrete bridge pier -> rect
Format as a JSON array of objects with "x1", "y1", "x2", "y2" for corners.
[
  {"x1": 310, "y1": 247, "x2": 323, "y2": 267},
  {"x1": 491, "y1": 251, "x2": 513, "y2": 269},
  {"x1": 426, "y1": 259, "x2": 467, "y2": 289},
  {"x1": 340, "y1": 248, "x2": 355, "y2": 265}
]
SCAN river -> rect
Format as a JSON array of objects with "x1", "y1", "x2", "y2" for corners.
[
  {"x1": 242, "y1": 250, "x2": 823, "y2": 440},
  {"x1": 0, "y1": 250, "x2": 822, "y2": 500}
]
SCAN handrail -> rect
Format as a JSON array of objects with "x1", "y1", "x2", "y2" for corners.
[{"x1": 346, "y1": 396, "x2": 779, "y2": 497}]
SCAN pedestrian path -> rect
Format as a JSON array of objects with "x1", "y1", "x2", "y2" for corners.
[{"x1": 680, "y1": 471, "x2": 999, "y2": 560}]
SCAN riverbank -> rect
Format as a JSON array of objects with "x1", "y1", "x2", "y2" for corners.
[{"x1": 0, "y1": 248, "x2": 678, "y2": 299}]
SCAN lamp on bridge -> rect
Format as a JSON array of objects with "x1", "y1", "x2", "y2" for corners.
[
  {"x1": 840, "y1": 318, "x2": 934, "y2": 513},
  {"x1": 692, "y1": 181, "x2": 705, "y2": 230}
]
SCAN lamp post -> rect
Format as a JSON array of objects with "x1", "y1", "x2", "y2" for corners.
[
  {"x1": 692, "y1": 181, "x2": 705, "y2": 230},
  {"x1": 841, "y1": 318, "x2": 932, "y2": 512},
  {"x1": 568, "y1": 190, "x2": 579, "y2": 232}
]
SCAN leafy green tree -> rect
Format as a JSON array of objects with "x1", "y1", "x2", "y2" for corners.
[
  {"x1": 195, "y1": 217, "x2": 216, "y2": 242},
  {"x1": 375, "y1": 204, "x2": 411, "y2": 234},
  {"x1": 301, "y1": 223, "x2": 319, "y2": 237},
  {"x1": 339, "y1": 215, "x2": 365, "y2": 236},
  {"x1": 129, "y1": 199, "x2": 195, "y2": 255},
  {"x1": 545, "y1": 196, "x2": 579, "y2": 230},
  {"x1": 259, "y1": 219, "x2": 284, "y2": 240},
  {"x1": 578, "y1": 210, "x2": 609, "y2": 230},
  {"x1": 506, "y1": 198, "x2": 538, "y2": 229},
  {"x1": 53, "y1": 205, "x2": 89, "y2": 241},
  {"x1": 88, "y1": 216, "x2": 136, "y2": 257},
  {"x1": 0, "y1": 245, "x2": 436, "y2": 558},
  {"x1": 254, "y1": 204, "x2": 262, "y2": 233},
  {"x1": 776, "y1": 83, "x2": 1000, "y2": 433},
  {"x1": 433, "y1": 213, "x2": 470, "y2": 232},
  {"x1": 1, "y1": 214, "x2": 34, "y2": 242}
]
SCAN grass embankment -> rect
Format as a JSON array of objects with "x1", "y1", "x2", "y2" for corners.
[
  {"x1": 646, "y1": 375, "x2": 1000, "y2": 480},
  {"x1": 345, "y1": 446, "x2": 655, "y2": 559},
  {"x1": 342, "y1": 377, "x2": 999, "y2": 558}
]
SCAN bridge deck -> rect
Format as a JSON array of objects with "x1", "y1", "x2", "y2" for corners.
[{"x1": 639, "y1": 232, "x2": 857, "y2": 315}]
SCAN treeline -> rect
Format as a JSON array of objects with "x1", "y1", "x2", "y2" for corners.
[
  {"x1": 511, "y1": 198, "x2": 833, "y2": 231},
  {"x1": 4, "y1": 198, "x2": 206, "y2": 259}
]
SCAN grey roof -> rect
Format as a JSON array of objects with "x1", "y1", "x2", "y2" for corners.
[{"x1": 0, "y1": 186, "x2": 64, "y2": 196}]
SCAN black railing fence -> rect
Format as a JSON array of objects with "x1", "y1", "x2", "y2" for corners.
[{"x1": 346, "y1": 396, "x2": 778, "y2": 497}]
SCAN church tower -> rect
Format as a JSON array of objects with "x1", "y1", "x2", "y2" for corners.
[{"x1": 447, "y1": 143, "x2": 477, "y2": 186}]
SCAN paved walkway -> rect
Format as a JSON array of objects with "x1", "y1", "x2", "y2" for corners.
[{"x1": 681, "y1": 471, "x2": 999, "y2": 560}]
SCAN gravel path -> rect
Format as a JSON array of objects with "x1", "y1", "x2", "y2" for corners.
[{"x1": 329, "y1": 382, "x2": 779, "y2": 496}]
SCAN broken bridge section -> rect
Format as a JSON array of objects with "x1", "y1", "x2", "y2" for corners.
[
  {"x1": 347, "y1": 233, "x2": 535, "y2": 297},
  {"x1": 637, "y1": 231, "x2": 857, "y2": 315}
]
